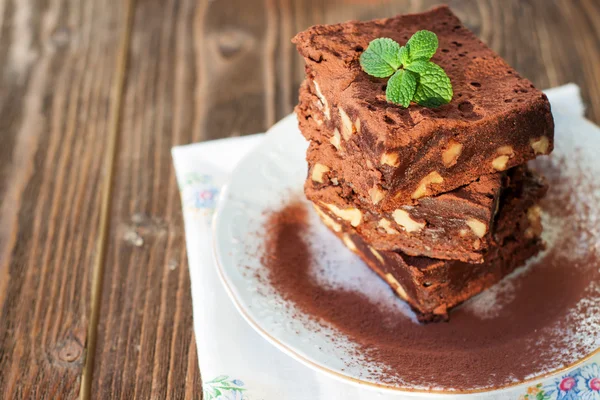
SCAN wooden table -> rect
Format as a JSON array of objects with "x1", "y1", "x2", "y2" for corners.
[{"x1": 0, "y1": 0, "x2": 598, "y2": 398}]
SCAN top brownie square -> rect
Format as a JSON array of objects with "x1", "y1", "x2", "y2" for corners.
[{"x1": 292, "y1": 5, "x2": 554, "y2": 209}]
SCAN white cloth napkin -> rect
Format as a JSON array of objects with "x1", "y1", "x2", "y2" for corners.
[{"x1": 172, "y1": 84, "x2": 586, "y2": 400}]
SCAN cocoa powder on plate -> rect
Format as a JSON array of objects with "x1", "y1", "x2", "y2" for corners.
[{"x1": 259, "y1": 160, "x2": 599, "y2": 391}]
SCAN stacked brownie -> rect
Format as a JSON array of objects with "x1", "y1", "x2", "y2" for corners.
[{"x1": 293, "y1": 6, "x2": 554, "y2": 322}]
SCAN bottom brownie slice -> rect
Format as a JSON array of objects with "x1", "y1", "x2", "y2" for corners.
[{"x1": 311, "y1": 169, "x2": 547, "y2": 322}]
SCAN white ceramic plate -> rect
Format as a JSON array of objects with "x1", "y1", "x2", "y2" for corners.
[{"x1": 213, "y1": 112, "x2": 600, "y2": 397}]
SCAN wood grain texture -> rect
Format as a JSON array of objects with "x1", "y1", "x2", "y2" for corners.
[
  {"x1": 0, "y1": 0, "x2": 125, "y2": 398},
  {"x1": 90, "y1": 1, "x2": 599, "y2": 399},
  {"x1": 90, "y1": 0, "x2": 203, "y2": 398}
]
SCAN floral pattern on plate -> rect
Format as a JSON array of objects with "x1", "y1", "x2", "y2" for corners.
[{"x1": 520, "y1": 363, "x2": 600, "y2": 400}]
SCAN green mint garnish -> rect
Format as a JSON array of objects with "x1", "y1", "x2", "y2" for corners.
[
  {"x1": 359, "y1": 38, "x2": 402, "y2": 78},
  {"x1": 386, "y1": 69, "x2": 418, "y2": 107},
  {"x1": 405, "y1": 30, "x2": 438, "y2": 61},
  {"x1": 359, "y1": 30, "x2": 452, "y2": 107},
  {"x1": 405, "y1": 60, "x2": 453, "y2": 107}
]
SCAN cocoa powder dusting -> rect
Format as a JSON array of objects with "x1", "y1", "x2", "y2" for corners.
[{"x1": 259, "y1": 154, "x2": 600, "y2": 390}]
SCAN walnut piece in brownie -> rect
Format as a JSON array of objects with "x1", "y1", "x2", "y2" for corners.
[{"x1": 293, "y1": 5, "x2": 554, "y2": 210}]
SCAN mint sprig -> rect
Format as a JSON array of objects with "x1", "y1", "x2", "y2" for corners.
[{"x1": 359, "y1": 30, "x2": 452, "y2": 107}]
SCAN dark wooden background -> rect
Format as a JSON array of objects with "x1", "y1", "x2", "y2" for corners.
[{"x1": 0, "y1": 0, "x2": 598, "y2": 398}]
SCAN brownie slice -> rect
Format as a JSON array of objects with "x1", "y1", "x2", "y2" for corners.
[
  {"x1": 307, "y1": 157, "x2": 507, "y2": 262},
  {"x1": 313, "y1": 168, "x2": 547, "y2": 322},
  {"x1": 293, "y1": 6, "x2": 554, "y2": 210}
]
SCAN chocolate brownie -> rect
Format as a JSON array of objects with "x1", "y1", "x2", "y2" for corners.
[
  {"x1": 307, "y1": 159, "x2": 507, "y2": 262},
  {"x1": 293, "y1": 6, "x2": 554, "y2": 210},
  {"x1": 314, "y1": 169, "x2": 547, "y2": 322}
]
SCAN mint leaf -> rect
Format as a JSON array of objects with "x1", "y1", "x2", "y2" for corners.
[
  {"x1": 405, "y1": 60, "x2": 452, "y2": 107},
  {"x1": 399, "y1": 46, "x2": 410, "y2": 67},
  {"x1": 359, "y1": 30, "x2": 452, "y2": 107},
  {"x1": 359, "y1": 38, "x2": 402, "y2": 78},
  {"x1": 406, "y1": 30, "x2": 438, "y2": 62},
  {"x1": 386, "y1": 69, "x2": 418, "y2": 107}
]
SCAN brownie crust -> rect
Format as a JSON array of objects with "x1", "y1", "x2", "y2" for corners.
[{"x1": 293, "y1": 6, "x2": 554, "y2": 209}]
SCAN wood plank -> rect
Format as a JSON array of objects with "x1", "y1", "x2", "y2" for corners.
[
  {"x1": 198, "y1": 0, "x2": 273, "y2": 139},
  {"x1": 0, "y1": 0, "x2": 126, "y2": 398},
  {"x1": 91, "y1": 0, "x2": 600, "y2": 399},
  {"x1": 557, "y1": 0, "x2": 600, "y2": 122},
  {"x1": 91, "y1": 0, "x2": 204, "y2": 398}
]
